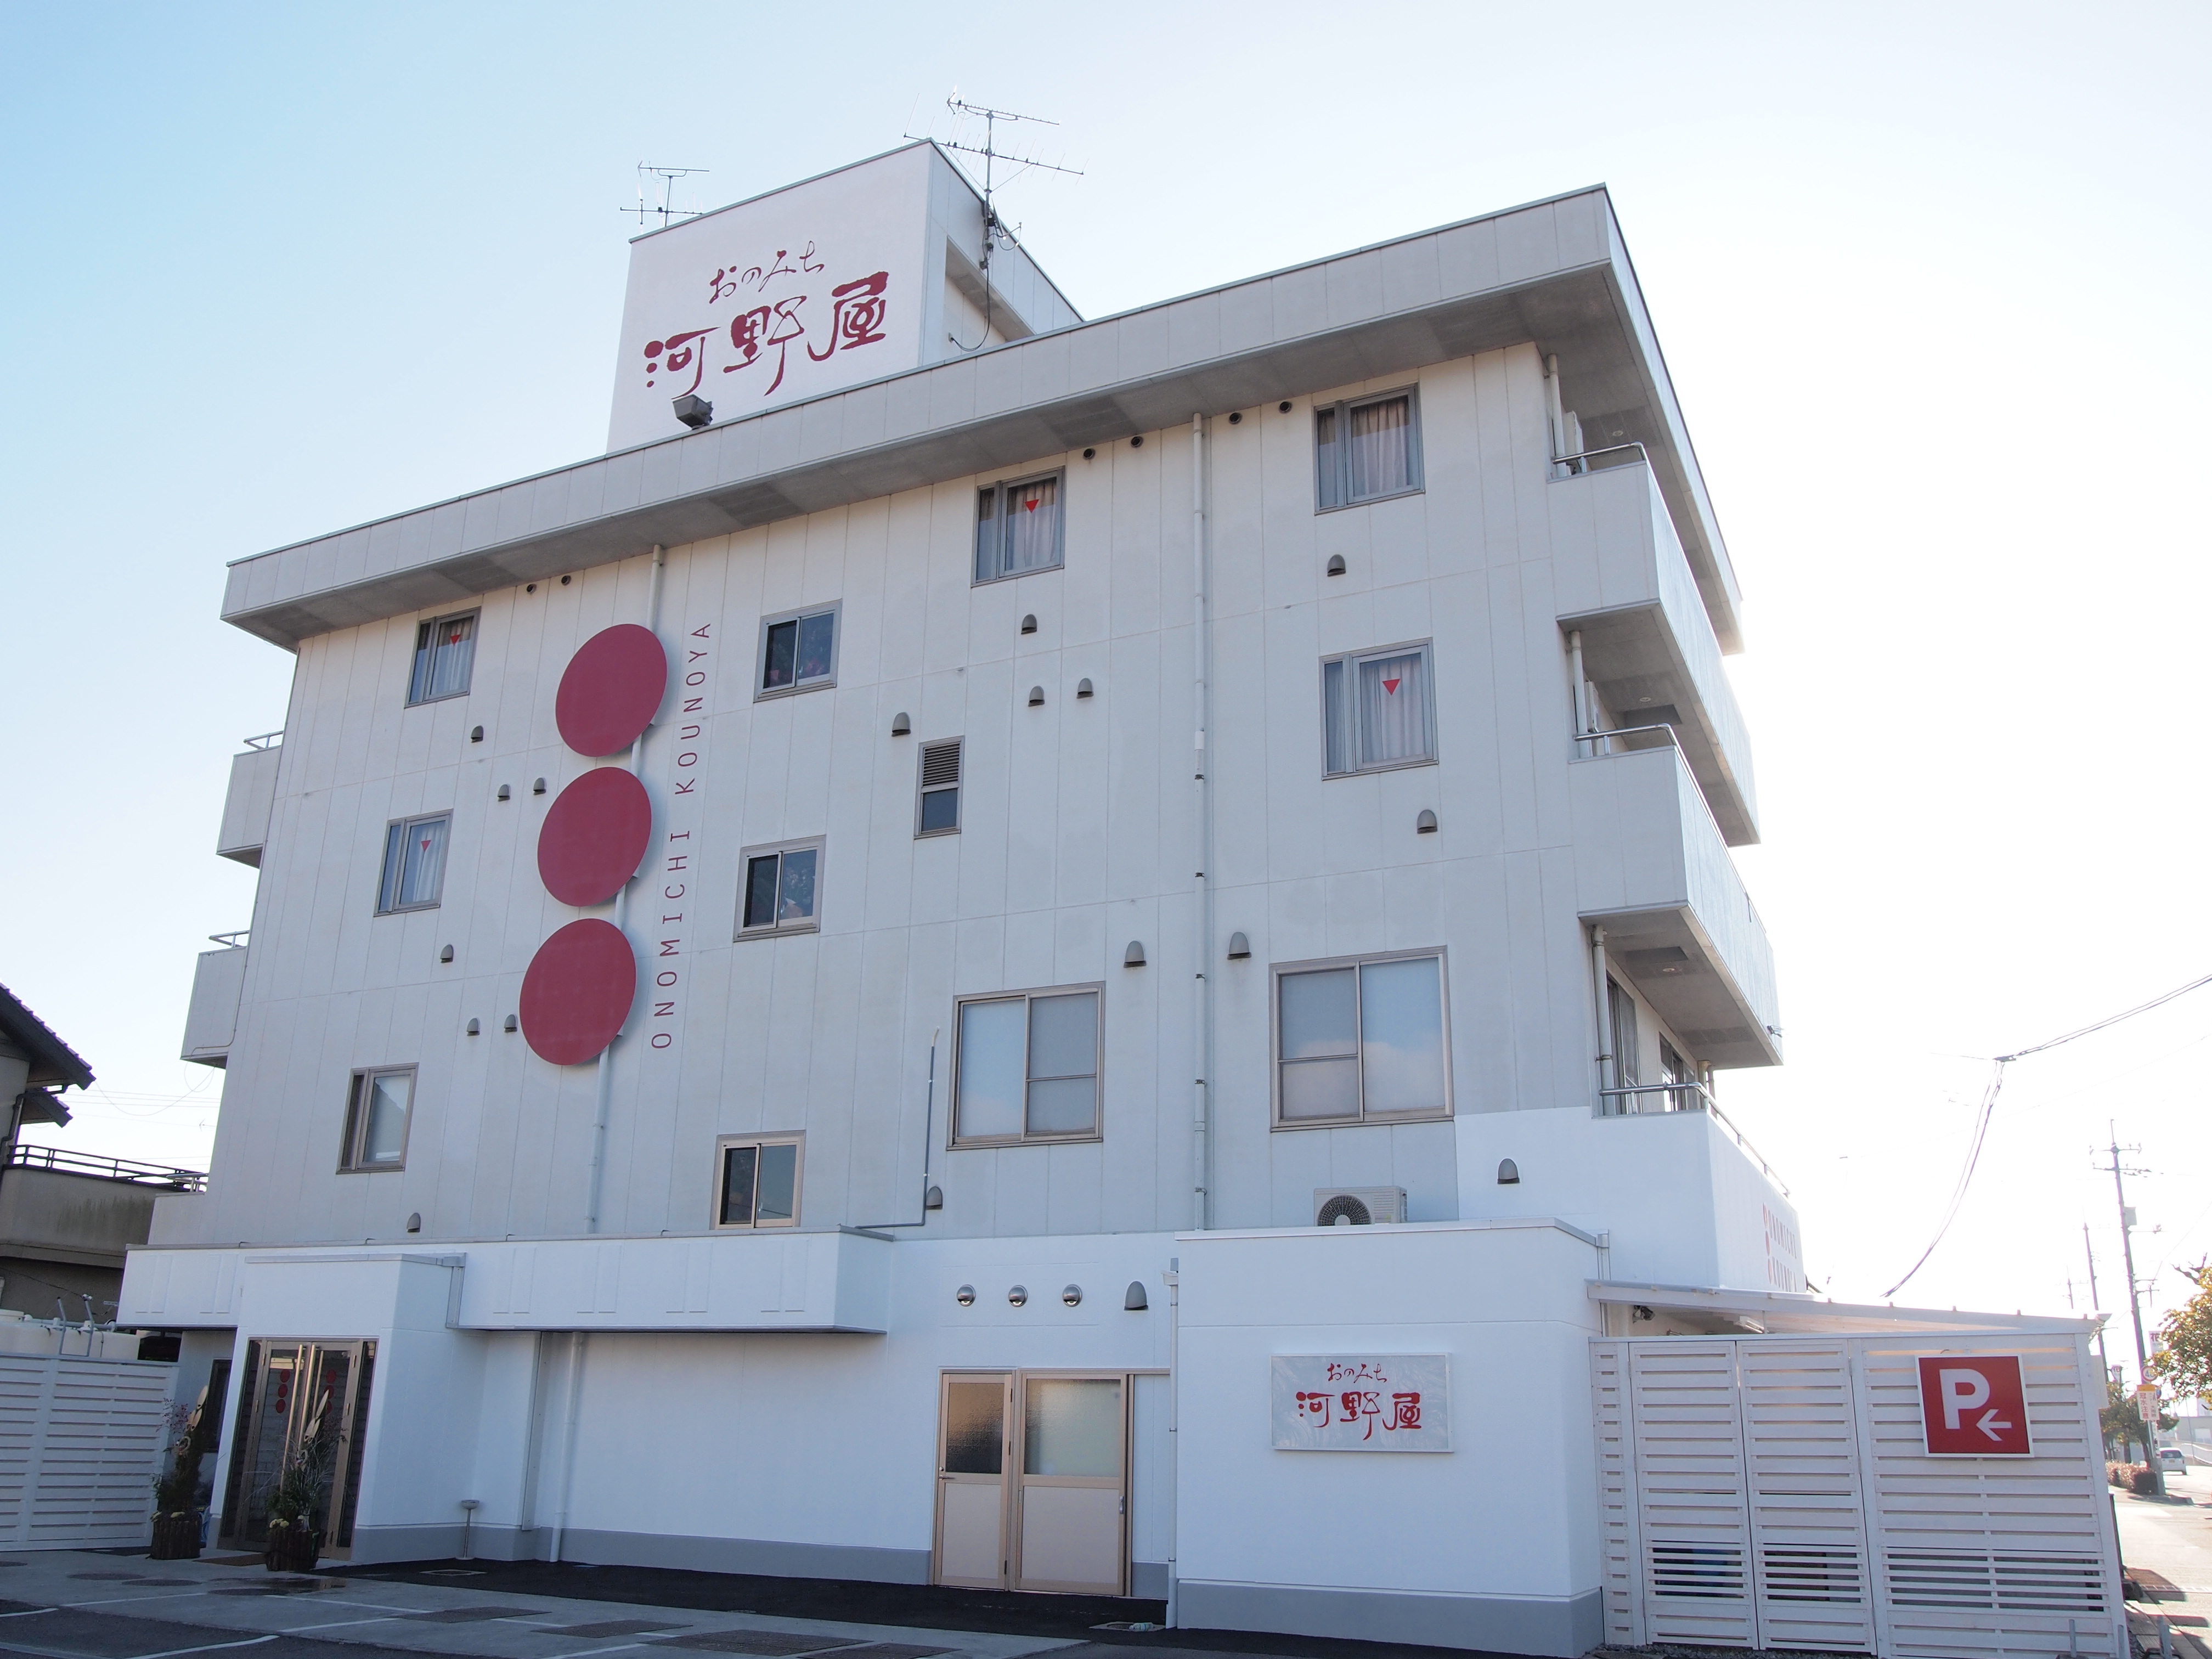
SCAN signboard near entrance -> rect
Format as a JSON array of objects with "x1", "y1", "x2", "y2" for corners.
[
  {"x1": 1269, "y1": 1355, "x2": 1450, "y2": 1451},
  {"x1": 1917, "y1": 1354, "x2": 2032, "y2": 1455}
]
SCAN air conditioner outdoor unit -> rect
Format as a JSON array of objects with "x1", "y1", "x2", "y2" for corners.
[{"x1": 1313, "y1": 1187, "x2": 1406, "y2": 1227}]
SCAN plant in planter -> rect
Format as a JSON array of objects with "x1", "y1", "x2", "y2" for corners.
[
  {"x1": 262, "y1": 1433, "x2": 335, "y2": 1573},
  {"x1": 148, "y1": 1404, "x2": 206, "y2": 1561}
]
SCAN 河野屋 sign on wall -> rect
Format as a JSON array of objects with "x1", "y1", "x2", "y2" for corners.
[
  {"x1": 1269, "y1": 1355, "x2": 1451, "y2": 1452},
  {"x1": 606, "y1": 148, "x2": 930, "y2": 450}
]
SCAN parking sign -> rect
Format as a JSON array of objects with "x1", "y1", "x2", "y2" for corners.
[{"x1": 1917, "y1": 1355, "x2": 2032, "y2": 1455}]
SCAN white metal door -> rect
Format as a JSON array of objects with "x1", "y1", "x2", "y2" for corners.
[
  {"x1": 934, "y1": 1372, "x2": 1011, "y2": 1588},
  {"x1": 1628, "y1": 1341, "x2": 1758, "y2": 1646},
  {"x1": 1739, "y1": 1341, "x2": 1874, "y2": 1652}
]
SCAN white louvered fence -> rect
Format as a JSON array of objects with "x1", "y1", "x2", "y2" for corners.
[
  {"x1": 1594, "y1": 1333, "x2": 2124, "y2": 1658},
  {"x1": 0, "y1": 1353, "x2": 168, "y2": 1548}
]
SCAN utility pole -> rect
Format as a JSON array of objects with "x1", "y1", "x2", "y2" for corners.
[
  {"x1": 2084, "y1": 1223, "x2": 2112, "y2": 1381},
  {"x1": 2101, "y1": 1125, "x2": 2164, "y2": 1493}
]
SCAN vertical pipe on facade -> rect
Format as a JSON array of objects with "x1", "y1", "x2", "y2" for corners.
[
  {"x1": 1591, "y1": 925, "x2": 1615, "y2": 1115},
  {"x1": 585, "y1": 546, "x2": 667, "y2": 1235},
  {"x1": 549, "y1": 1330, "x2": 586, "y2": 1561},
  {"x1": 1190, "y1": 416, "x2": 1210, "y2": 1233},
  {"x1": 1544, "y1": 353, "x2": 1568, "y2": 475},
  {"x1": 1567, "y1": 629, "x2": 1589, "y2": 759}
]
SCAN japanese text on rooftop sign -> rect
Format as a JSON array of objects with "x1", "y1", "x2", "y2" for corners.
[
  {"x1": 1270, "y1": 1355, "x2": 1451, "y2": 1452},
  {"x1": 1916, "y1": 1354, "x2": 2032, "y2": 1456}
]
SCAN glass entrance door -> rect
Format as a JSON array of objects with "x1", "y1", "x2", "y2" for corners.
[
  {"x1": 934, "y1": 1372, "x2": 1012, "y2": 1587},
  {"x1": 219, "y1": 1339, "x2": 376, "y2": 1560}
]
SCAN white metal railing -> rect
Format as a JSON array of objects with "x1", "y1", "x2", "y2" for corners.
[
  {"x1": 241, "y1": 730, "x2": 283, "y2": 751},
  {"x1": 1598, "y1": 1080, "x2": 1787, "y2": 1193},
  {"x1": 207, "y1": 930, "x2": 249, "y2": 949},
  {"x1": 5, "y1": 1143, "x2": 208, "y2": 1192},
  {"x1": 1550, "y1": 439, "x2": 1650, "y2": 481}
]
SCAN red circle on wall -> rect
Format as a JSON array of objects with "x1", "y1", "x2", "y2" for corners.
[
  {"x1": 555, "y1": 624, "x2": 668, "y2": 757},
  {"x1": 538, "y1": 766, "x2": 652, "y2": 907},
  {"x1": 519, "y1": 919, "x2": 636, "y2": 1066}
]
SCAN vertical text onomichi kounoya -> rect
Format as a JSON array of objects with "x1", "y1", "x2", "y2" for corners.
[{"x1": 651, "y1": 623, "x2": 712, "y2": 1052}]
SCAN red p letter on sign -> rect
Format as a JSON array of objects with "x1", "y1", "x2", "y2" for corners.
[{"x1": 1917, "y1": 1355, "x2": 2032, "y2": 1456}]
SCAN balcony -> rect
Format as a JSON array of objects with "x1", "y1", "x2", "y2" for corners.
[
  {"x1": 180, "y1": 935, "x2": 247, "y2": 1068},
  {"x1": 216, "y1": 732, "x2": 282, "y2": 867},
  {"x1": 1551, "y1": 452, "x2": 1759, "y2": 846},
  {"x1": 1569, "y1": 740, "x2": 1780, "y2": 1070}
]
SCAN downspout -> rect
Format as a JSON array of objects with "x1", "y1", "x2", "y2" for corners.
[
  {"x1": 585, "y1": 545, "x2": 667, "y2": 1234},
  {"x1": 1591, "y1": 925, "x2": 1615, "y2": 1115},
  {"x1": 1545, "y1": 353, "x2": 1569, "y2": 475},
  {"x1": 1164, "y1": 1259, "x2": 1181, "y2": 1627},
  {"x1": 548, "y1": 1330, "x2": 586, "y2": 1562},
  {"x1": 1190, "y1": 416, "x2": 1211, "y2": 1233},
  {"x1": 1567, "y1": 629, "x2": 1589, "y2": 758}
]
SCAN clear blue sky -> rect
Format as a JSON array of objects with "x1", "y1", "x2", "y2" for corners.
[{"x1": 4, "y1": 2, "x2": 2208, "y2": 1336}]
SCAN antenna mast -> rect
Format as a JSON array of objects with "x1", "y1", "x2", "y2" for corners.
[
  {"x1": 915, "y1": 94, "x2": 1082, "y2": 351},
  {"x1": 628, "y1": 164, "x2": 710, "y2": 229}
]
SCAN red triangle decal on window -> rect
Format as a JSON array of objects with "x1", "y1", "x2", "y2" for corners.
[
  {"x1": 1383, "y1": 678, "x2": 1401, "y2": 694},
  {"x1": 1024, "y1": 498, "x2": 1039, "y2": 511}
]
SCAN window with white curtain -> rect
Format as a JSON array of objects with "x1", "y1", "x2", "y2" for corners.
[
  {"x1": 953, "y1": 985, "x2": 1102, "y2": 1143},
  {"x1": 376, "y1": 813, "x2": 450, "y2": 912},
  {"x1": 407, "y1": 612, "x2": 477, "y2": 704},
  {"x1": 339, "y1": 1067, "x2": 415, "y2": 1171},
  {"x1": 1273, "y1": 951, "x2": 1449, "y2": 1127},
  {"x1": 1315, "y1": 391, "x2": 1422, "y2": 510},
  {"x1": 974, "y1": 471, "x2": 1065, "y2": 583},
  {"x1": 1321, "y1": 642, "x2": 1436, "y2": 775}
]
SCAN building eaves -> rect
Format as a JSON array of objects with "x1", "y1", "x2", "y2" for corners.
[
  {"x1": 223, "y1": 185, "x2": 1746, "y2": 653},
  {"x1": 0, "y1": 984, "x2": 94, "y2": 1092}
]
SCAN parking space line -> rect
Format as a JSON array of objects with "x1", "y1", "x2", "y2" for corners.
[
  {"x1": 538, "y1": 1643, "x2": 648, "y2": 1659},
  {"x1": 276, "y1": 1616, "x2": 403, "y2": 1635}
]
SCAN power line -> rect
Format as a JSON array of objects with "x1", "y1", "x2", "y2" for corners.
[{"x1": 1882, "y1": 969, "x2": 2212, "y2": 1299}]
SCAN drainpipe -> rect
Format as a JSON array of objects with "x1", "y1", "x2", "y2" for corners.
[
  {"x1": 1545, "y1": 353, "x2": 1568, "y2": 475},
  {"x1": 1190, "y1": 416, "x2": 1210, "y2": 1233},
  {"x1": 548, "y1": 1330, "x2": 587, "y2": 1562},
  {"x1": 585, "y1": 545, "x2": 667, "y2": 1234},
  {"x1": 1164, "y1": 1259, "x2": 1181, "y2": 1627},
  {"x1": 1591, "y1": 926, "x2": 1615, "y2": 1115},
  {"x1": 1567, "y1": 629, "x2": 1589, "y2": 758}
]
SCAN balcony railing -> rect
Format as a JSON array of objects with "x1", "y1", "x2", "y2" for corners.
[
  {"x1": 1596, "y1": 1080, "x2": 1787, "y2": 1193},
  {"x1": 6, "y1": 1144, "x2": 207, "y2": 1192}
]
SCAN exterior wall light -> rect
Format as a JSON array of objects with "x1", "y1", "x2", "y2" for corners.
[
  {"x1": 1124, "y1": 1280, "x2": 1149, "y2": 1311},
  {"x1": 891, "y1": 712, "x2": 911, "y2": 736},
  {"x1": 1497, "y1": 1158, "x2": 1520, "y2": 1185},
  {"x1": 956, "y1": 1284, "x2": 975, "y2": 1306},
  {"x1": 1124, "y1": 941, "x2": 1146, "y2": 967},
  {"x1": 672, "y1": 393, "x2": 714, "y2": 430},
  {"x1": 1226, "y1": 932, "x2": 1250, "y2": 960},
  {"x1": 1007, "y1": 1285, "x2": 1028, "y2": 1306},
  {"x1": 1062, "y1": 1284, "x2": 1082, "y2": 1307}
]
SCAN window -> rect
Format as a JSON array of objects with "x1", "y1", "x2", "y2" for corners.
[
  {"x1": 713, "y1": 1135, "x2": 802, "y2": 1228},
  {"x1": 953, "y1": 985, "x2": 1102, "y2": 1144},
  {"x1": 737, "y1": 839, "x2": 822, "y2": 937},
  {"x1": 407, "y1": 612, "x2": 477, "y2": 704},
  {"x1": 974, "y1": 472, "x2": 1065, "y2": 583},
  {"x1": 1273, "y1": 951, "x2": 1448, "y2": 1127},
  {"x1": 916, "y1": 739, "x2": 962, "y2": 837},
  {"x1": 1659, "y1": 1040, "x2": 1699, "y2": 1111},
  {"x1": 376, "y1": 813, "x2": 451, "y2": 913},
  {"x1": 1316, "y1": 391, "x2": 1421, "y2": 510},
  {"x1": 339, "y1": 1068, "x2": 414, "y2": 1171},
  {"x1": 1606, "y1": 977, "x2": 1641, "y2": 1100},
  {"x1": 1322, "y1": 642, "x2": 1436, "y2": 775},
  {"x1": 755, "y1": 604, "x2": 838, "y2": 698}
]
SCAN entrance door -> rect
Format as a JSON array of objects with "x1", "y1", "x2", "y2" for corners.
[
  {"x1": 1014, "y1": 1375, "x2": 1126, "y2": 1595},
  {"x1": 220, "y1": 1339, "x2": 376, "y2": 1560},
  {"x1": 934, "y1": 1372, "x2": 1012, "y2": 1588}
]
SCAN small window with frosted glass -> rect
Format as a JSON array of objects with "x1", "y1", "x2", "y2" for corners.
[
  {"x1": 755, "y1": 603, "x2": 839, "y2": 699},
  {"x1": 713, "y1": 1134, "x2": 802, "y2": 1229},
  {"x1": 974, "y1": 471, "x2": 1065, "y2": 584},
  {"x1": 1271, "y1": 951, "x2": 1449, "y2": 1128},
  {"x1": 1314, "y1": 390, "x2": 1422, "y2": 511},
  {"x1": 736, "y1": 839, "x2": 822, "y2": 939},
  {"x1": 1321, "y1": 641, "x2": 1436, "y2": 776},
  {"x1": 339, "y1": 1066, "x2": 414, "y2": 1172},
  {"x1": 952, "y1": 985, "x2": 1102, "y2": 1145}
]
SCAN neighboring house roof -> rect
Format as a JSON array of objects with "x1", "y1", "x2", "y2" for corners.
[{"x1": 0, "y1": 985, "x2": 94, "y2": 1092}]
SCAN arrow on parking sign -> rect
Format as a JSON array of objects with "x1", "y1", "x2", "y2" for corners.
[{"x1": 1978, "y1": 1408, "x2": 2013, "y2": 1441}]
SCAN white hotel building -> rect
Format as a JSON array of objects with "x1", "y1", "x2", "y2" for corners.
[{"x1": 134, "y1": 146, "x2": 2120, "y2": 1659}]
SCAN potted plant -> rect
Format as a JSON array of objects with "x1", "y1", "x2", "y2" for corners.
[
  {"x1": 262, "y1": 1435, "x2": 334, "y2": 1573},
  {"x1": 148, "y1": 1404, "x2": 204, "y2": 1561}
]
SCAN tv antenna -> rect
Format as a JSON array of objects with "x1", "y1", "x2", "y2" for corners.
[
  {"x1": 912, "y1": 94, "x2": 1082, "y2": 351},
  {"x1": 628, "y1": 163, "x2": 710, "y2": 229}
]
